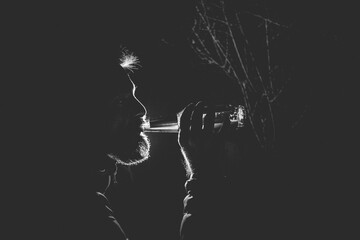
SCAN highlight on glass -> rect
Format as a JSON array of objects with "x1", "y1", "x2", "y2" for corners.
[{"x1": 144, "y1": 104, "x2": 245, "y2": 133}]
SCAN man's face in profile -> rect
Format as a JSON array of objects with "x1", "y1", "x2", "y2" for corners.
[{"x1": 103, "y1": 66, "x2": 150, "y2": 166}]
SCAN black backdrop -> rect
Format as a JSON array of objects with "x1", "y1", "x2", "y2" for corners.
[{"x1": 3, "y1": 1, "x2": 357, "y2": 239}]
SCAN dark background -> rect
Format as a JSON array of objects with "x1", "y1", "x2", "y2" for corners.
[
  {"x1": 106, "y1": 1, "x2": 357, "y2": 239},
  {"x1": 3, "y1": 1, "x2": 357, "y2": 239}
]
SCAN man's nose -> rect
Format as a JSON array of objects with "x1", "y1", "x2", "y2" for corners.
[{"x1": 132, "y1": 95, "x2": 147, "y2": 117}]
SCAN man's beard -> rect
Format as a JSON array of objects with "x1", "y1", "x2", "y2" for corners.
[{"x1": 107, "y1": 123, "x2": 151, "y2": 166}]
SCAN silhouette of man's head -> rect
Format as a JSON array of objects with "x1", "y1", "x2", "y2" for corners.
[
  {"x1": 76, "y1": 48, "x2": 151, "y2": 192},
  {"x1": 102, "y1": 54, "x2": 150, "y2": 166}
]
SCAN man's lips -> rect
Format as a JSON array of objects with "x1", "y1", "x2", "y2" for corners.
[
  {"x1": 127, "y1": 124, "x2": 144, "y2": 134},
  {"x1": 128, "y1": 117, "x2": 147, "y2": 133}
]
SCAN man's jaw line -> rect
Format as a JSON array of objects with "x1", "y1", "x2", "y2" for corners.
[{"x1": 107, "y1": 132, "x2": 150, "y2": 166}]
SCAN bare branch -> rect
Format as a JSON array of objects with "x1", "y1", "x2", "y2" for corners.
[{"x1": 190, "y1": 0, "x2": 291, "y2": 149}]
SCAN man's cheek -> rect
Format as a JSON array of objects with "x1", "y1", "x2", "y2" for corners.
[{"x1": 109, "y1": 118, "x2": 127, "y2": 133}]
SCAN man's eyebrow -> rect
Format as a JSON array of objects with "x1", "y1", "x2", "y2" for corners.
[{"x1": 119, "y1": 53, "x2": 140, "y2": 73}]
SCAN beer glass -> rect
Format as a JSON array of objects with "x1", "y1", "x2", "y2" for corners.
[{"x1": 144, "y1": 104, "x2": 245, "y2": 133}]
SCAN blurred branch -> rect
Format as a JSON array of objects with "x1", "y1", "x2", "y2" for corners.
[{"x1": 190, "y1": 0, "x2": 292, "y2": 150}]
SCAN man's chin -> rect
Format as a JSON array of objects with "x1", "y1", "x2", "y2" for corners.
[{"x1": 107, "y1": 132, "x2": 150, "y2": 166}]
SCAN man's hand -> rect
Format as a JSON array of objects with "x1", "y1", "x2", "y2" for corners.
[{"x1": 177, "y1": 101, "x2": 230, "y2": 179}]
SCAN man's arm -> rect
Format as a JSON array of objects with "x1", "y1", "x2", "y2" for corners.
[
  {"x1": 180, "y1": 176, "x2": 229, "y2": 240},
  {"x1": 177, "y1": 101, "x2": 233, "y2": 240}
]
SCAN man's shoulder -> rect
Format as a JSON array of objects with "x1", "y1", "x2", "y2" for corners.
[{"x1": 69, "y1": 191, "x2": 129, "y2": 239}]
